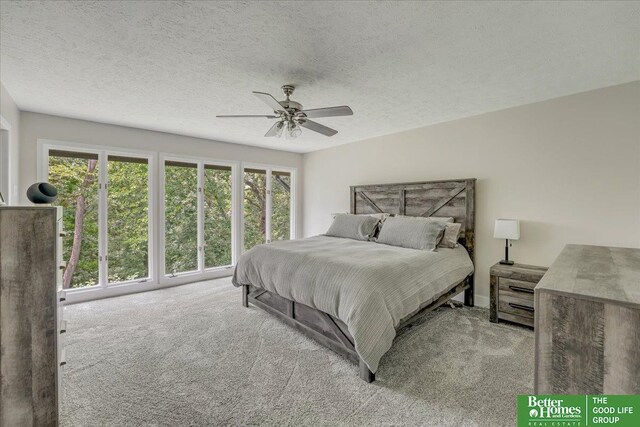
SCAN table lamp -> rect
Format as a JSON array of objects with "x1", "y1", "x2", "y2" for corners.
[{"x1": 494, "y1": 219, "x2": 520, "y2": 265}]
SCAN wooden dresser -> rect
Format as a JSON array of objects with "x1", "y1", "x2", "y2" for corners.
[
  {"x1": 0, "y1": 207, "x2": 66, "y2": 426},
  {"x1": 490, "y1": 263, "x2": 548, "y2": 328},
  {"x1": 534, "y1": 244, "x2": 640, "y2": 394}
]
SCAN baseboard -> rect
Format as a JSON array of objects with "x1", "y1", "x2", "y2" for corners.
[
  {"x1": 474, "y1": 294, "x2": 489, "y2": 308},
  {"x1": 452, "y1": 292, "x2": 489, "y2": 308},
  {"x1": 63, "y1": 269, "x2": 234, "y2": 305}
]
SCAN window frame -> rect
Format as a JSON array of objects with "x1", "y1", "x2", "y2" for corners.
[
  {"x1": 158, "y1": 153, "x2": 240, "y2": 284},
  {"x1": 241, "y1": 162, "x2": 296, "y2": 251},
  {"x1": 38, "y1": 139, "x2": 155, "y2": 291},
  {"x1": 37, "y1": 139, "x2": 297, "y2": 303},
  {"x1": 105, "y1": 151, "x2": 155, "y2": 286}
]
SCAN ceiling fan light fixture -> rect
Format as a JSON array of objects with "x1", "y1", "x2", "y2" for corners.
[
  {"x1": 218, "y1": 85, "x2": 351, "y2": 138},
  {"x1": 287, "y1": 121, "x2": 302, "y2": 139}
]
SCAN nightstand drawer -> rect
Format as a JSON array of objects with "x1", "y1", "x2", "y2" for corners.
[
  {"x1": 490, "y1": 262, "x2": 547, "y2": 328},
  {"x1": 499, "y1": 277, "x2": 535, "y2": 303},
  {"x1": 499, "y1": 293, "x2": 534, "y2": 320},
  {"x1": 498, "y1": 311, "x2": 534, "y2": 328}
]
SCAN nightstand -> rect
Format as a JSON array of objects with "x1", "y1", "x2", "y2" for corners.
[{"x1": 490, "y1": 262, "x2": 548, "y2": 328}]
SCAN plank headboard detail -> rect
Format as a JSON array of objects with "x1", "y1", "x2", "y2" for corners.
[{"x1": 349, "y1": 178, "x2": 476, "y2": 262}]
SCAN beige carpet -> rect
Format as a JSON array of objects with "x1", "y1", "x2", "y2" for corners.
[{"x1": 60, "y1": 277, "x2": 533, "y2": 426}]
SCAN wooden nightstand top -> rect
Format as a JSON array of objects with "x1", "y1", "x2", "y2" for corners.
[{"x1": 490, "y1": 262, "x2": 548, "y2": 283}]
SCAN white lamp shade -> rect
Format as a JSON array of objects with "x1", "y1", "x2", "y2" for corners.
[{"x1": 494, "y1": 219, "x2": 520, "y2": 240}]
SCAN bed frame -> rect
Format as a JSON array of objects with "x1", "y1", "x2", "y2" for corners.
[{"x1": 241, "y1": 178, "x2": 476, "y2": 382}]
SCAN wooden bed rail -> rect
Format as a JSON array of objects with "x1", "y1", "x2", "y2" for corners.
[{"x1": 242, "y1": 276, "x2": 471, "y2": 383}]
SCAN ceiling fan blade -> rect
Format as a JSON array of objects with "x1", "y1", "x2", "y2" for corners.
[
  {"x1": 299, "y1": 119, "x2": 338, "y2": 137},
  {"x1": 216, "y1": 114, "x2": 277, "y2": 118},
  {"x1": 300, "y1": 106, "x2": 353, "y2": 118},
  {"x1": 264, "y1": 121, "x2": 284, "y2": 137},
  {"x1": 253, "y1": 91, "x2": 286, "y2": 113}
]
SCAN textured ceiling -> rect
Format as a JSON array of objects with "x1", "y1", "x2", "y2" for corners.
[{"x1": 1, "y1": 1, "x2": 639, "y2": 153}]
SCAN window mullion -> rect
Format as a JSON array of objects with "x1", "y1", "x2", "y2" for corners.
[
  {"x1": 99, "y1": 151, "x2": 108, "y2": 288},
  {"x1": 265, "y1": 168, "x2": 272, "y2": 244},
  {"x1": 234, "y1": 163, "x2": 243, "y2": 260},
  {"x1": 197, "y1": 162, "x2": 204, "y2": 272},
  {"x1": 289, "y1": 170, "x2": 295, "y2": 240}
]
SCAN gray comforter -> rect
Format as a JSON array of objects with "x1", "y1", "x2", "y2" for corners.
[{"x1": 232, "y1": 235, "x2": 474, "y2": 373}]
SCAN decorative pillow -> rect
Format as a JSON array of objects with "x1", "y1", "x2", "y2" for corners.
[
  {"x1": 376, "y1": 216, "x2": 446, "y2": 251},
  {"x1": 438, "y1": 222, "x2": 462, "y2": 248},
  {"x1": 362, "y1": 213, "x2": 391, "y2": 238},
  {"x1": 331, "y1": 212, "x2": 391, "y2": 239},
  {"x1": 326, "y1": 214, "x2": 380, "y2": 241}
]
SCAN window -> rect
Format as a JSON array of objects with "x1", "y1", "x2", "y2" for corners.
[
  {"x1": 41, "y1": 140, "x2": 295, "y2": 300},
  {"x1": 46, "y1": 148, "x2": 152, "y2": 289},
  {"x1": 204, "y1": 164, "x2": 233, "y2": 268},
  {"x1": 164, "y1": 160, "x2": 199, "y2": 275},
  {"x1": 271, "y1": 170, "x2": 291, "y2": 242},
  {"x1": 48, "y1": 150, "x2": 100, "y2": 288},
  {"x1": 242, "y1": 165, "x2": 294, "y2": 251},
  {"x1": 243, "y1": 168, "x2": 267, "y2": 250},
  {"x1": 161, "y1": 157, "x2": 236, "y2": 278},
  {"x1": 107, "y1": 155, "x2": 150, "y2": 283}
]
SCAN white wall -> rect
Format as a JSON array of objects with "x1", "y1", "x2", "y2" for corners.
[
  {"x1": 302, "y1": 81, "x2": 640, "y2": 307},
  {"x1": 0, "y1": 83, "x2": 21, "y2": 204},
  {"x1": 19, "y1": 112, "x2": 304, "y2": 237}
]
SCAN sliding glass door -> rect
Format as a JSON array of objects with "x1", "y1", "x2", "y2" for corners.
[
  {"x1": 242, "y1": 165, "x2": 294, "y2": 251},
  {"x1": 47, "y1": 148, "x2": 152, "y2": 289},
  {"x1": 162, "y1": 157, "x2": 235, "y2": 279}
]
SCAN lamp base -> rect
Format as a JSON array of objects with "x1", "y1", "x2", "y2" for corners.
[{"x1": 499, "y1": 259, "x2": 515, "y2": 266}]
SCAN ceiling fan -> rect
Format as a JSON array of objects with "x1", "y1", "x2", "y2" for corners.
[{"x1": 217, "y1": 85, "x2": 353, "y2": 138}]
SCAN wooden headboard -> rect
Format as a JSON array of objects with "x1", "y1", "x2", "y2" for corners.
[{"x1": 350, "y1": 178, "x2": 476, "y2": 262}]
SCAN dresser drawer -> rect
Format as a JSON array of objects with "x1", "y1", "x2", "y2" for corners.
[
  {"x1": 57, "y1": 331, "x2": 64, "y2": 360},
  {"x1": 59, "y1": 347, "x2": 66, "y2": 368}
]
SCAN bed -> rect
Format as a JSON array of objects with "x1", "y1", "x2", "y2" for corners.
[{"x1": 233, "y1": 178, "x2": 476, "y2": 382}]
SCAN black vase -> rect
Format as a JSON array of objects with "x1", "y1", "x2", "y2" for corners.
[{"x1": 27, "y1": 182, "x2": 58, "y2": 204}]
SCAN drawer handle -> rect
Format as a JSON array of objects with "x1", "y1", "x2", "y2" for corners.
[
  {"x1": 508, "y1": 285, "x2": 534, "y2": 294},
  {"x1": 59, "y1": 297, "x2": 66, "y2": 302},
  {"x1": 509, "y1": 302, "x2": 534, "y2": 312},
  {"x1": 59, "y1": 231, "x2": 67, "y2": 237}
]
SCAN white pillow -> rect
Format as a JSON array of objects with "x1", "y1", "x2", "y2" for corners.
[
  {"x1": 376, "y1": 216, "x2": 446, "y2": 251},
  {"x1": 438, "y1": 222, "x2": 462, "y2": 248},
  {"x1": 326, "y1": 214, "x2": 380, "y2": 241}
]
